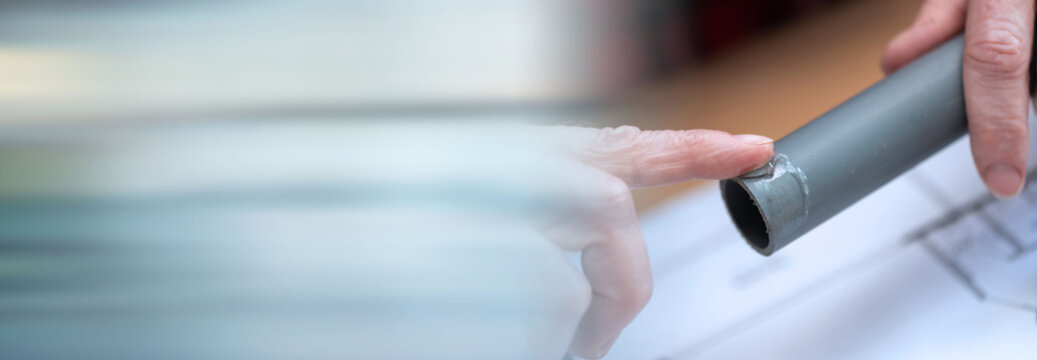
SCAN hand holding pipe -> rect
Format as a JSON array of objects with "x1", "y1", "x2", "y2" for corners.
[{"x1": 720, "y1": 35, "x2": 1036, "y2": 256}]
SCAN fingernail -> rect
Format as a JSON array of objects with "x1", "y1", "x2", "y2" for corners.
[
  {"x1": 593, "y1": 337, "x2": 619, "y2": 359},
  {"x1": 733, "y1": 134, "x2": 774, "y2": 145},
  {"x1": 983, "y1": 163, "x2": 1024, "y2": 198}
]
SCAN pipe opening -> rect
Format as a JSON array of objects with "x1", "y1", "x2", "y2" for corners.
[{"x1": 722, "y1": 180, "x2": 770, "y2": 251}]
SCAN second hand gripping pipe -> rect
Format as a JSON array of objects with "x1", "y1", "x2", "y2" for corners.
[{"x1": 721, "y1": 35, "x2": 1034, "y2": 256}]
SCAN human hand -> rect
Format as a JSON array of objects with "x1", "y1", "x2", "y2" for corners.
[
  {"x1": 541, "y1": 126, "x2": 773, "y2": 358},
  {"x1": 882, "y1": 0, "x2": 1035, "y2": 197}
]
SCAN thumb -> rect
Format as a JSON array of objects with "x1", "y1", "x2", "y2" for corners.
[{"x1": 551, "y1": 126, "x2": 774, "y2": 188}]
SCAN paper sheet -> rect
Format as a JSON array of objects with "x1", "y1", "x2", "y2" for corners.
[{"x1": 607, "y1": 114, "x2": 1037, "y2": 359}]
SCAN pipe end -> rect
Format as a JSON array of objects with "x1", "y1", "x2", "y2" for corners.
[
  {"x1": 721, "y1": 154, "x2": 809, "y2": 256},
  {"x1": 721, "y1": 179, "x2": 774, "y2": 255}
]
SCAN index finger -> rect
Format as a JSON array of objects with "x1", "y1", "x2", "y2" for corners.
[
  {"x1": 548, "y1": 126, "x2": 774, "y2": 188},
  {"x1": 963, "y1": 0, "x2": 1035, "y2": 198}
]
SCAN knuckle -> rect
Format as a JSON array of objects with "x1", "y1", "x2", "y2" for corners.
[
  {"x1": 631, "y1": 281, "x2": 654, "y2": 308},
  {"x1": 586, "y1": 126, "x2": 643, "y2": 175},
  {"x1": 612, "y1": 281, "x2": 653, "y2": 314},
  {"x1": 972, "y1": 118, "x2": 1028, "y2": 144},
  {"x1": 594, "y1": 175, "x2": 634, "y2": 210},
  {"x1": 556, "y1": 238, "x2": 589, "y2": 252},
  {"x1": 966, "y1": 24, "x2": 1030, "y2": 76},
  {"x1": 595, "y1": 126, "x2": 643, "y2": 148},
  {"x1": 671, "y1": 129, "x2": 719, "y2": 148},
  {"x1": 542, "y1": 223, "x2": 592, "y2": 252}
]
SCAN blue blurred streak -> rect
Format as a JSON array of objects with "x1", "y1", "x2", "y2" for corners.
[{"x1": 0, "y1": 1, "x2": 587, "y2": 359}]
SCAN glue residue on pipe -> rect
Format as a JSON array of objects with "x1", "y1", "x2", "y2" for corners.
[{"x1": 722, "y1": 153, "x2": 810, "y2": 255}]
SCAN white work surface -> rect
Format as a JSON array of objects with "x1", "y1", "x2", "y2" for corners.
[{"x1": 608, "y1": 114, "x2": 1037, "y2": 359}]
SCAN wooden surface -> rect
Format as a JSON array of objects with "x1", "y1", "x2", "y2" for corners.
[{"x1": 616, "y1": 0, "x2": 926, "y2": 211}]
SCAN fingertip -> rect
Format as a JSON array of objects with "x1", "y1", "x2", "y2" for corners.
[
  {"x1": 882, "y1": 0, "x2": 966, "y2": 74},
  {"x1": 970, "y1": 125, "x2": 1030, "y2": 198},
  {"x1": 567, "y1": 337, "x2": 595, "y2": 359},
  {"x1": 881, "y1": 29, "x2": 941, "y2": 75},
  {"x1": 983, "y1": 163, "x2": 1025, "y2": 198},
  {"x1": 881, "y1": 32, "x2": 910, "y2": 74},
  {"x1": 567, "y1": 330, "x2": 614, "y2": 359},
  {"x1": 731, "y1": 134, "x2": 775, "y2": 172},
  {"x1": 657, "y1": 130, "x2": 776, "y2": 181},
  {"x1": 595, "y1": 337, "x2": 618, "y2": 359},
  {"x1": 880, "y1": 58, "x2": 896, "y2": 75}
]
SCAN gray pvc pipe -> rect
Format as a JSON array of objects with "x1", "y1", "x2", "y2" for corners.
[{"x1": 721, "y1": 35, "x2": 971, "y2": 256}]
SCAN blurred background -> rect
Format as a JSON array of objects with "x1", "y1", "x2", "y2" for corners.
[
  {"x1": 0, "y1": 0, "x2": 923, "y2": 207},
  {"x1": 0, "y1": 0, "x2": 927, "y2": 359}
]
